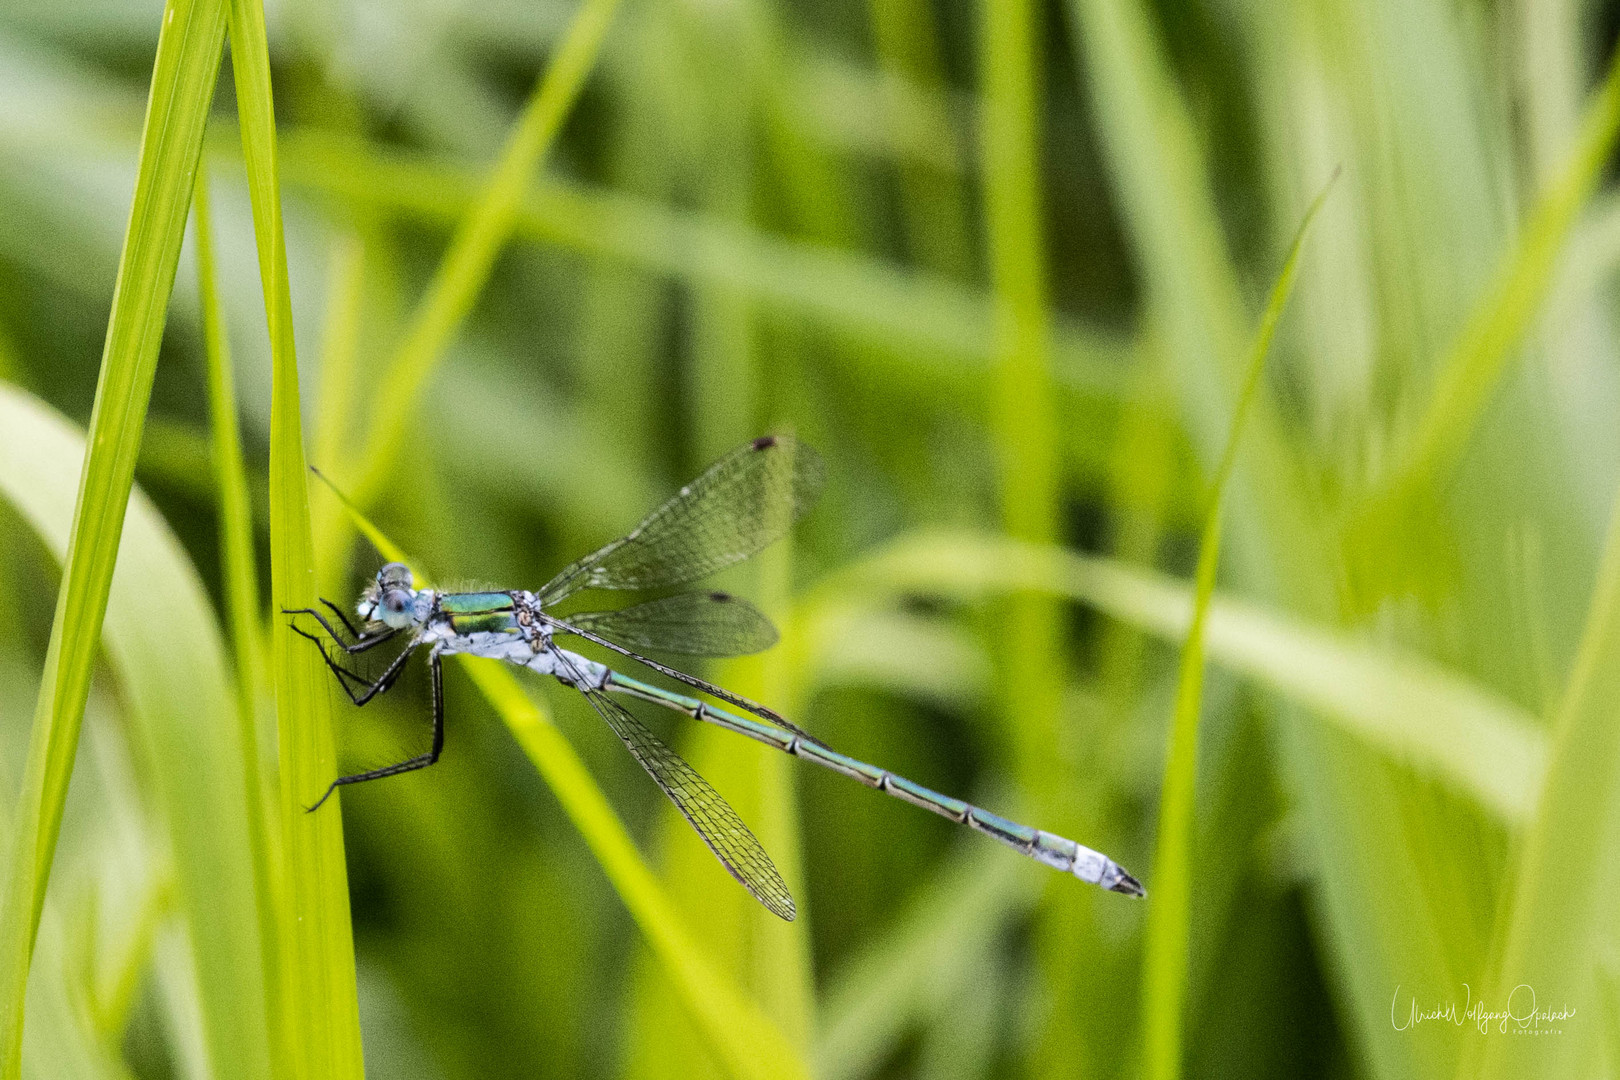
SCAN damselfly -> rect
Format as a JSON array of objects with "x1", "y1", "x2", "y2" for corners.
[{"x1": 288, "y1": 434, "x2": 1143, "y2": 919}]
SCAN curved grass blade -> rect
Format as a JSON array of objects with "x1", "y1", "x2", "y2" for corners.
[
  {"x1": 1472, "y1": 482, "x2": 1620, "y2": 1080},
  {"x1": 311, "y1": 475, "x2": 811, "y2": 1080},
  {"x1": 1387, "y1": 44, "x2": 1620, "y2": 498},
  {"x1": 0, "y1": 384, "x2": 272, "y2": 1078},
  {"x1": 225, "y1": 0, "x2": 364, "y2": 1071},
  {"x1": 1140, "y1": 173, "x2": 1334, "y2": 1080},
  {"x1": 0, "y1": 1, "x2": 229, "y2": 1074},
  {"x1": 810, "y1": 532, "x2": 1545, "y2": 823}
]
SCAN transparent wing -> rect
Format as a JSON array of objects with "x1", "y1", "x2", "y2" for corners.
[
  {"x1": 546, "y1": 612, "x2": 820, "y2": 742},
  {"x1": 539, "y1": 434, "x2": 824, "y2": 604},
  {"x1": 577, "y1": 686, "x2": 796, "y2": 921},
  {"x1": 564, "y1": 592, "x2": 779, "y2": 656}
]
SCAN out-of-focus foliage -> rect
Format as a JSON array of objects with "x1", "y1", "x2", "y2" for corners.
[{"x1": 1, "y1": 0, "x2": 1619, "y2": 1077}]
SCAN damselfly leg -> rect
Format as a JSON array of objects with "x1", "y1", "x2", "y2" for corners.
[
  {"x1": 306, "y1": 651, "x2": 446, "y2": 812},
  {"x1": 286, "y1": 621, "x2": 413, "y2": 706},
  {"x1": 283, "y1": 599, "x2": 400, "y2": 654}
]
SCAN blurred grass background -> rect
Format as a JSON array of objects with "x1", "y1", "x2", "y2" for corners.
[{"x1": 1, "y1": 0, "x2": 1620, "y2": 1077}]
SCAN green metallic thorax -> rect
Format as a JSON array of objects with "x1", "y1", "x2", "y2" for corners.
[
  {"x1": 439, "y1": 591, "x2": 520, "y2": 636},
  {"x1": 439, "y1": 591, "x2": 516, "y2": 613}
]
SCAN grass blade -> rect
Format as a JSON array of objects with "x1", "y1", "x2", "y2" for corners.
[
  {"x1": 1472, "y1": 480, "x2": 1620, "y2": 1080},
  {"x1": 225, "y1": 0, "x2": 365, "y2": 1072},
  {"x1": 0, "y1": 1, "x2": 227, "y2": 1073},
  {"x1": 979, "y1": 0, "x2": 1063, "y2": 770},
  {"x1": 346, "y1": 0, "x2": 625, "y2": 508},
  {"x1": 0, "y1": 383, "x2": 272, "y2": 1078},
  {"x1": 1140, "y1": 176, "x2": 1332, "y2": 1080},
  {"x1": 978, "y1": 3, "x2": 1090, "y2": 1073},
  {"x1": 812, "y1": 532, "x2": 1544, "y2": 823},
  {"x1": 1387, "y1": 44, "x2": 1620, "y2": 497},
  {"x1": 196, "y1": 162, "x2": 265, "y2": 800},
  {"x1": 1063, "y1": 0, "x2": 1319, "y2": 597},
  {"x1": 194, "y1": 161, "x2": 284, "y2": 1079}
]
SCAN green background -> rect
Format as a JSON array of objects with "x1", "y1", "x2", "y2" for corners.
[{"x1": 0, "y1": 0, "x2": 1617, "y2": 1077}]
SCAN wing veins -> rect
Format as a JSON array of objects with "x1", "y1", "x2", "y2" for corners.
[
  {"x1": 564, "y1": 592, "x2": 779, "y2": 657},
  {"x1": 542, "y1": 613, "x2": 818, "y2": 742},
  {"x1": 555, "y1": 656, "x2": 795, "y2": 921},
  {"x1": 538, "y1": 435, "x2": 823, "y2": 604}
]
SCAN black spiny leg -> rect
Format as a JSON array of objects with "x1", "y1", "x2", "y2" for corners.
[
  {"x1": 282, "y1": 602, "x2": 399, "y2": 655},
  {"x1": 319, "y1": 597, "x2": 365, "y2": 640},
  {"x1": 307, "y1": 650, "x2": 446, "y2": 812},
  {"x1": 287, "y1": 623, "x2": 415, "y2": 706}
]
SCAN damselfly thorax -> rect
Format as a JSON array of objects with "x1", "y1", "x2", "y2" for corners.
[{"x1": 389, "y1": 588, "x2": 611, "y2": 689}]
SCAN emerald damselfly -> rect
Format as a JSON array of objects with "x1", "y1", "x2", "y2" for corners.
[{"x1": 288, "y1": 434, "x2": 1143, "y2": 920}]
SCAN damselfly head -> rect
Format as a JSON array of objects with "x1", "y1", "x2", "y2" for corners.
[
  {"x1": 377, "y1": 562, "x2": 414, "y2": 589},
  {"x1": 360, "y1": 562, "x2": 422, "y2": 629}
]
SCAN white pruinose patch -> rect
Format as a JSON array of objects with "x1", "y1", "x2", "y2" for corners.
[
  {"x1": 430, "y1": 628, "x2": 532, "y2": 663},
  {"x1": 1068, "y1": 847, "x2": 1108, "y2": 885},
  {"x1": 421, "y1": 625, "x2": 609, "y2": 691}
]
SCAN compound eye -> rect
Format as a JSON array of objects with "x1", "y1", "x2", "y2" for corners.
[{"x1": 382, "y1": 589, "x2": 411, "y2": 616}]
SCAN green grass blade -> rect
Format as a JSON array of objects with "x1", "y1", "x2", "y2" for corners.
[
  {"x1": 0, "y1": 384, "x2": 272, "y2": 1078},
  {"x1": 634, "y1": 542, "x2": 815, "y2": 1066},
  {"x1": 1062, "y1": 0, "x2": 1258, "y2": 472},
  {"x1": 1472, "y1": 482, "x2": 1620, "y2": 1080},
  {"x1": 196, "y1": 162, "x2": 264, "y2": 766},
  {"x1": 346, "y1": 0, "x2": 625, "y2": 508},
  {"x1": 309, "y1": 230, "x2": 369, "y2": 594},
  {"x1": 978, "y1": 3, "x2": 1090, "y2": 1073},
  {"x1": 618, "y1": 33, "x2": 796, "y2": 1057},
  {"x1": 224, "y1": 0, "x2": 364, "y2": 1073},
  {"x1": 0, "y1": 1, "x2": 227, "y2": 1073},
  {"x1": 312, "y1": 477, "x2": 811, "y2": 1080},
  {"x1": 1140, "y1": 176, "x2": 1332, "y2": 1080},
  {"x1": 194, "y1": 161, "x2": 284, "y2": 1080},
  {"x1": 311, "y1": 231, "x2": 367, "y2": 483},
  {"x1": 1064, "y1": 0, "x2": 1326, "y2": 609},
  {"x1": 979, "y1": 0, "x2": 1062, "y2": 686},
  {"x1": 1388, "y1": 44, "x2": 1620, "y2": 497},
  {"x1": 814, "y1": 532, "x2": 1544, "y2": 822}
]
